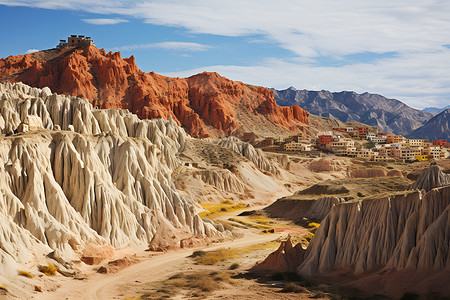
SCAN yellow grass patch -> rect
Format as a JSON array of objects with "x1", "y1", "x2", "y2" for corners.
[
  {"x1": 199, "y1": 201, "x2": 248, "y2": 219},
  {"x1": 38, "y1": 263, "x2": 57, "y2": 276},
  {"x1": 18, "y1": 270, "x2": 34, "y2": 278},
  {"x1": 228, "y1": 217, "x2": 273, "y2": 229},
  {"x1": 192, "y1": 240, "x2": 280, "y2": 265},
  {"x1": 307, "y1": 222, "x2": 320, "y2": 229}
]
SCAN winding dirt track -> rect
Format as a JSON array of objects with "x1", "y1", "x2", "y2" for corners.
[{"x1": 34, "y1": 233, "x2": 282, "y2": 300}]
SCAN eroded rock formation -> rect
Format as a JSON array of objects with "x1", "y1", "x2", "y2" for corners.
[
  {"x1": 217, "y1": 136, "x2": 279, "y2": 174},
  {"x1": 409, "y1": 163, "x2": 450, "y2": 192},
  {"x1": 0, "y1": 46, "x2": 308, "y2": 138},
  {"x1": 252, "y1": 237, "x2": 305, "y2": 273},
  {"x1": 298, "y1": 185, "x2": 449, "y2": 275},
  {"x1": 0, "y1": 82, "x2": 225, "y2": 276}
]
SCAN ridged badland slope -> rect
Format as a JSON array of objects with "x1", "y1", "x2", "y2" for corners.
[
  {"x1": 0, "y1": 82, "x2": 225, "y2": 281},
  {"x1": 273, "y1": 87, "x2": 432, "y2": 136},
  {"x1": 257, "y1": 165, "x2": 450, "y2": 297},
  {"x1": 0, "y1": 46, "x2": 308, "y2": 138}
]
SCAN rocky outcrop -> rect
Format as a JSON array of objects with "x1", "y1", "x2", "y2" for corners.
[
  {"x1": 252, "y1": 237, "x2": 305, "y2": 273},
  {"x1": 0, "y1": 46, "x2": 308, "y2": 138},
  {"x1": 297, "y1": 185, "x2": 450, "y2": 275},
  {"x1": 264, "y1": 196, "x2": 345, "y2": 222},
  {"x1": 308, "y1": 158, "x2": 348, "y2": 172},
  {"x1": 409, "y1": 163, "x2": 450, "y2": 192},
  {"x1": 0, "y1": 82, "x2": 225, "y2": 275},
  {"x1": 273, "y1": 87, "x2": 432, "y2": 136},
  {"x1": 217, "y1": 136, "x2": 279, "y2": 174},
  {"x1": 192, "y1": 169, "x2": 244, "y2": 194},
  {"x1": 349, "y1": 168, "x2": 387, "y2": 178}
]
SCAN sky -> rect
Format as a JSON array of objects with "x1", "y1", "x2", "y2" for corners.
[{"x1": 0, "y1": 1, "x2": 449, "y2": 109}]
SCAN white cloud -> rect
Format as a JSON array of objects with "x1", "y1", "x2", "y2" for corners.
[
  {"x1": 162, "y1": 49, "x2": 450, "y2": 109},
  {"x1": 82, "y1": 18, "x2": 128, "y2": 25},
  {"x1": 3, "y1": 0, "x2": 450, "y2": 108},
  {"x1": 112, "y1": 42, "x2": 211, "y2": 52},
  {"x1": 26, "y1": 49, "x2": 39, "y2": 54}
]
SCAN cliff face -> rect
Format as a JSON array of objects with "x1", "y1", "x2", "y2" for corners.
[
  {"x1": 0, "y1": 46, "x2": 308, "y2": 138},
  {"x1": 298, "y1": 186, "x2": 449, "y2": 276}
]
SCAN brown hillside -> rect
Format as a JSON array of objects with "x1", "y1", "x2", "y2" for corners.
[{"x1": 0, "y1": 45, "x2": 308, "y2": 138}]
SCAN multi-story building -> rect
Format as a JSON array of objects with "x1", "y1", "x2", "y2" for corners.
[
  {"x1": 433, "y1": 140, "x2": 448, "y2": 147},
  {"x1": 57, "y1": 35, "x2": 94, "y2": 48},
  {"x1": 284, "y1": 142, "x2": 311, "y2": 152},
  {"x1": 398, "y1": 148, "x2": 421, "y2": 160},
  {"x1": 386, "y1": 134, "x2": 404, "y2": 144},
  {"x1": 357, "y1": 127, "x2": 368, "y2": 137},
  {"x1": 368, "y1": 135, "x2": 387, "y2": 144},
  {"x1": 317, "y1": 135, "x2": 335, "y2": 148},
  {"x1": 325, "y1": 139, "x2": 355, "y2": 155},
  {"x1": 406, "y1": 139, "x2": 428, "y2": 147}
]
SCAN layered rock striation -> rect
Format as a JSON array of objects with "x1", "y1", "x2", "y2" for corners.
[
  {"x1": 0, "y1": 82, "x2": 225, "y2": 275},
  {"x1": 296, "y1": 165, "x2": 450, "y2": 277},
  {"x1": 0, "y1": 46, "x2": 308, "y2": 138},
  {"x1": 409, "y1": 163, "x2": 450, "y2": 192},
  {"x1": 298, "y1": 185, "x2": 449, "y2": 275}
]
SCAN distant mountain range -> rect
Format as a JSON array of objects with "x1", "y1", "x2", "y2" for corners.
[
  {"x1": 408, "y1": 109, "x2": 450, "y2": 140},
  {"x1": 272, "y1": 87, "x2": 433, "y2": 137},
  {"x1": 422, "y1": 105, "x2": 450, "y2": 115}
]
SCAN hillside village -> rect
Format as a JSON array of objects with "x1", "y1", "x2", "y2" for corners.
[{"x1": 249, "y1": 126, "x2": 449, "y2": 162}]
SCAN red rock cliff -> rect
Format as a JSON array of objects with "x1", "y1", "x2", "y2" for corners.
[{"x1": 0, "y1": 46, "x2": 308, "y2": 137}]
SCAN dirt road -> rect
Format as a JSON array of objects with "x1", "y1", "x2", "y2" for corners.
[{"x1": 34, "y1": 232, "x2": 283, "y2": 300}]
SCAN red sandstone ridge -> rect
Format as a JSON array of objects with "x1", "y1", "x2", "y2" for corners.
[{"x1": 0, "y1": 45, "x2": 308, "y2": 138}]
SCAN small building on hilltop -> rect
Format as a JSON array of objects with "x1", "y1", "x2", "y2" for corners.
[{"x1": 57, "y1": 35, "x2": 94, "y2": 48}]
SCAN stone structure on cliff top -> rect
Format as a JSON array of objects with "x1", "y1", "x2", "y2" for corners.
[{"x1": 0, "y1": 45, "x2": 308, "y2": 138}]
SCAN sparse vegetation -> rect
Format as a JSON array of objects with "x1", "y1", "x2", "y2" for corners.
[
  {"x1": 199, "y1": 201, "x2": 248, "y2": 219},
  {"x1": 194, "y1": 248, "x2": 238, "y2": 265},
  {"x1": 191, "y1": 240, "x2": 280, "y2": 265},
  {"x1": 228, "y1": 217, "x2": 273, "y2": 229},
  {"x1": 38, "y1": 263, "x2": 57, "y2": 276},
  {"x1": 18, "y1": 270, "x2": 34, "y2": 278},
  {"x1": 229, "y1": 263, "x2": 239, "y2": 270},
  {"x1": 143, "y1": 271, "x2": 235, "y2": 299},
  {"x1": 190, "y1": 250, "x2": 206, "y2": 258},
  {"x1": 307, "y1": 222, "x2": 320, "y2": 229},
  {"x1": 281, "y1": 282, "x2": 308, "y2": 293}
]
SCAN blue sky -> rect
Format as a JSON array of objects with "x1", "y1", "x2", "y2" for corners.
[{"x1": 1, "y1": 1, "x2": 449, "y2": 109}]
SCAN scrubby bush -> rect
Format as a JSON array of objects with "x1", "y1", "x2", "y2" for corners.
[
  {"x1": 190, "y1": 250, "x2": 206, "y2": 258},
  {"x1": 38, "y1": 263, "x2": 57, "y2": 276},
  {"x1": 281, "y1": 282, "x2": 308, "y2": 293},
  {"x1": 229, "y1": 263, "x2": 239, "y2": 270}
]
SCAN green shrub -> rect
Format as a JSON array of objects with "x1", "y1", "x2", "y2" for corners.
[{"x1": 229, "y1": 263, "x2": 239, "y2": 270}]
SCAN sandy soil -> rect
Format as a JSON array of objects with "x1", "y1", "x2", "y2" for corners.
[{"x1": 32, "y1": 233, "x2": 285, "y2": 300}]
